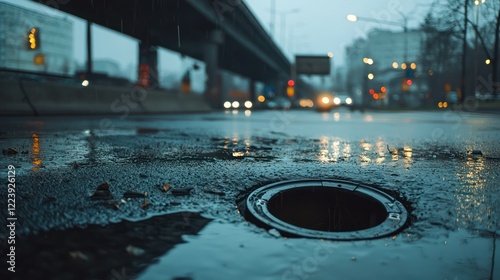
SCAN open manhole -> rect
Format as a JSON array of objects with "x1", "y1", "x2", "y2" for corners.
[{"x1": 244, "y1": 179, "x2": 408, "y2": 240}]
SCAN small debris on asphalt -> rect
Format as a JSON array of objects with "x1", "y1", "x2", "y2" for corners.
[
  {"x1": 171, "y1": 187, "x2": 193, "y2": 196},
  {"x1": 204, "y1": 190, "x2": 226, "y2": 196},
  {"x1": 351, "y1": 256, "x2": 357, "y2": 261},
  {"x1": 123, "y1": 191, "x2": 148, "y2": 198},
  {"x1": 161, "y1": 183, "x2": 171, "y2": 192},
  {"x1": 90, "y1": 182, "x2": 114, "y2": 200},
  {"x1": 69, "y1": 251, "x2": 89, "y2": 261},
  {"x1": 2, "y1": 147, "x2": 18, "y2": 155},
  {"x1": 140, "y1": 199, "x2": 151, "y2": 209},
  {"x1": 21, "y1": 150, "x2": 29, "y2": 154},
  {"x1": 102, "y1": 199, "x2": 126, "y2": 210},
  {"x1": 125, "y1": 245, "x2": 145, "y2": 256}
]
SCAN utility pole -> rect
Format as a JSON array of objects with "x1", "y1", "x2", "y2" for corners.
[
  {"x1": 86, "y1": 20, "x2": 92, "y2": 76},
  {"x1": 460, "y1": 0, "x2": 468, "y2": 104},
  {"x1": 270, "y1": 0, "x2": 275, "y2": 38}
]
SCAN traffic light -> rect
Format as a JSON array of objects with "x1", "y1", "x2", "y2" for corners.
[
  {"x1": 27, "y1": 28, "x2": 40, "y2": 50},
  {"x1": 406, "y1": 79, "x2": 412, "y2": 86},
  {"x1": 287, "y1": 80, "x2": 295, "y2": 97}
]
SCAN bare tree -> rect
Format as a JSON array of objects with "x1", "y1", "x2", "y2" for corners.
[{"x1": 422, "y1": 0, "x2": 500, "y2": 98}]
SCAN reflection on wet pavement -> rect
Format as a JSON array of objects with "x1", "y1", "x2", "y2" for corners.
[
  {"x1": 8, "y1": 212, "x2": 211, "y2": 280},
  {"x1": 31, "y1": 133, "x2": 42, "y2": 171},
  {"x1": 10, "y1": 128, "x2": 471, "y2": 173},
  {"x1": 455, "y1": 156, "x2": 498, "y2": 231},
  {"x1": 139, "y1": 222, "x2": 493, "y2": 280}
]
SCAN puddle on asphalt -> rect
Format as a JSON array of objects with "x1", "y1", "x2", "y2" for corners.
[
  {"x1": 138, "y1": 221, "x2": 495, "y2": 280},
  {"x1": 5, "y1": 212, "x2": 211, "y2": 280}
]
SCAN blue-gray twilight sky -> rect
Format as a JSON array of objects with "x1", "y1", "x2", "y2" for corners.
[{"x1": 4, "y1": 0, "x2": 435, "y2": 70}]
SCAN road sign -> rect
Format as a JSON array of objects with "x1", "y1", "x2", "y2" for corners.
[{"x1": 295, "y1": 55, "x2": 331, "y2": 75}]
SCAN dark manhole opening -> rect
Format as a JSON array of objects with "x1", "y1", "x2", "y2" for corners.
[
  {"x1": 243, "y1": 179, "x2": 409, "y2": 240},
  {"x1": 268, "y1": 187, "x2": 386, "y2": 232}
]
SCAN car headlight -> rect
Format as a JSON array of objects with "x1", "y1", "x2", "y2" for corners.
[
  {"x1": 346, "y1": 98, "x2": 352, "y2": 105},
  {"x1": 333, "y1": 97, "x2": 341, "y2": 105},
  {"x1": 244, "y1": 101, "x2": 253, "y2": 109},
  {"x1": 223, "y1": 101, "x2": 232, "y2": 109},
  {"x1": 321, "y1": 96, "x2": 330, "y2": 104}
]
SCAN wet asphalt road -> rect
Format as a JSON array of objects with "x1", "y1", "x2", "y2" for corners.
[{"x1": 1, "y1": 107, "x2": 500, "y2": 280}]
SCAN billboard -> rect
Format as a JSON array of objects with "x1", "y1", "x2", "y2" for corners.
[{"x1": 295, "y1": 55, "x2": 331, "y2": 75}]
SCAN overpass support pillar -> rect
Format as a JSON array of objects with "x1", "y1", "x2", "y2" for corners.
[
  {"x1": 85, "y1": 21, "x2": 93, "y2": 76},
  {"x1": 204, "y1": 30, "x2": 224, "y2": 108},
  {"x1": 137, "y1": 42, "x2": 159, "y2": 88},
  {"x1": 249, "y1": 79, "x2": 256, "y2": 104}
]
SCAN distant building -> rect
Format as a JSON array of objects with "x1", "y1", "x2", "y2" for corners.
[
  {"x1": 345, "y1": 28, "x2": 427, "y2": 106},
  {"x1": 0, "y1": 2, "x2": 73, "y2": 75},
  {"x1": 366, "y1": 29, "x2": 424, "y2": 70},
  {"x1": 346, "y1": 29, "x2": 425, "y2": 77}
]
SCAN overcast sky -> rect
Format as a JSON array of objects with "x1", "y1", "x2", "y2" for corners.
[
  {"x1": 246, "y1": 0, "x2": 435, "y2": 65},
  {"x1": 5, "y1": 0, "x2": 435, "y2": 70}
]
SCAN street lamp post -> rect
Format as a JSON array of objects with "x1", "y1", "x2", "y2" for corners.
[
  {"x1": 288, "y1": 22, "x2": 304, "y2": 56},
  {"x1": 461, "y1": 0, "x2": 469, "y2": 104},
  {"x1": 279, "y1": 8, "x2": 300, "y2": 52}
]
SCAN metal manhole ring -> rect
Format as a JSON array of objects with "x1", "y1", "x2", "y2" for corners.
[{"x1": 245, "y1": 179, "x2": 408, "y2": 240}]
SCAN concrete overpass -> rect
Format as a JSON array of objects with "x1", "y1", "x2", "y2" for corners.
[{"x1": 31, "y1": 0, "x2": 292, "y2": 107}]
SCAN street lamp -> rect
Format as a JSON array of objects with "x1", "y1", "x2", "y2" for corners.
[{"x1": 346, "y1": 14, "x2": 407, "y2": 30}]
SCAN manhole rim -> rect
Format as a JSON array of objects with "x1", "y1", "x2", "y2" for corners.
[{"x1": 246, "y1": 179, "x2": 408, "y2": 240}]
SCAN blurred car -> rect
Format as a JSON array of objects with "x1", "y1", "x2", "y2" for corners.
[
  {"x1": 223, "y1": 100, "x2": 253, "y2": 109},
  {"x1": 333, "y1": 93, "x2": 353, "y2": 107},
  {"x1": 266, "y1": 96, "x2": 291, "y2": 109},
  {"x1": 315, "y1": 92, "x2": 336, "y2": 112}
]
